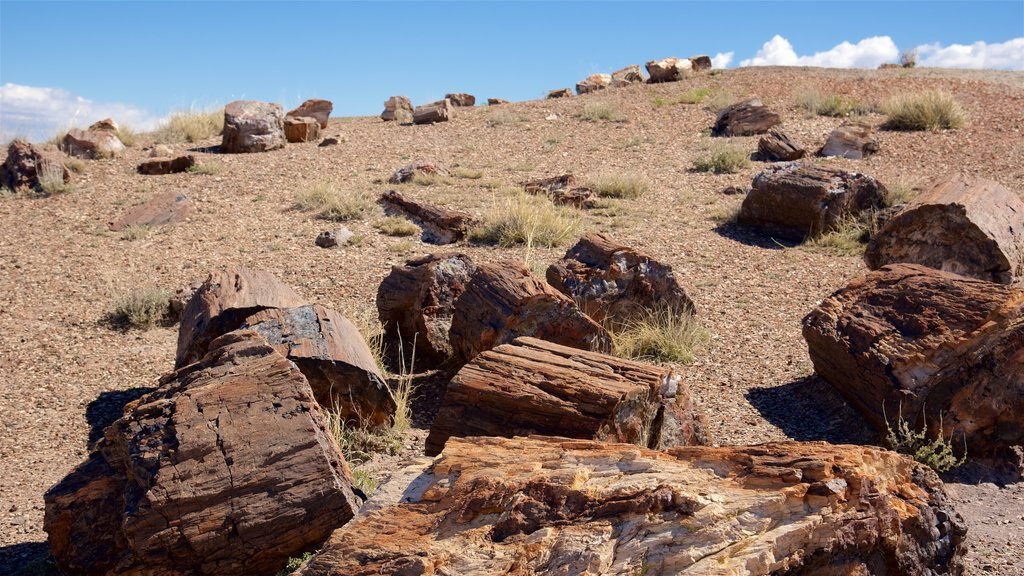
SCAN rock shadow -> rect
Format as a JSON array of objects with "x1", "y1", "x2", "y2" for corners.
[
  {"x1": 746, "y1": 375, "x2": 876, "y2": 445},
  {"x1": 0, "y1": 542, "x2": 56, "y2": 576},
  {"x1": 86, "y1": 387, "x2": 155, "y2": 448},
  {"x1": 712, "y1": 221, "x2": 800, "y2": 250}
]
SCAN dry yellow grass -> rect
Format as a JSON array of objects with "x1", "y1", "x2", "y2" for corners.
[
  {"x1": 882, "y1": 91, "x2": 965, "y2": 131},
  {"x1": 152, "y1": 108, "x2": 224, "y2": 143},
  {"x1": 470, "y1": 190, "x2": 582, "y2": 248}
]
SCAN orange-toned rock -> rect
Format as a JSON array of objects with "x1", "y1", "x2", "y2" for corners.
[
  {"x1": 445, "y1": 92, "x2": 475, "y2": 107},
  {"x1": 244, "y1": 304, "x2": 395, "y2": 427},
  {"x1": 381, "y1": 95, "x2": 413, "y2": 121},
  {"x1": 803, "y1": 263, "x2": 1024, "y2": 457},
  {"x1": 576, "y1": 73, "x2": 612, "y2": 95},
  {"x1": 108, "y1": 190, "x2": 192, "y2": 231},
  {"x1": 286, "y1": 98, "x2": 332, "y2": 128},
  {"x1": 413, "y1": 99, "x2": 452, "y2": 125},
  {"x1": 425, "y1": 337, "x2": 709, "y2": 455},
  {"x1": 136, "y1": 154, "x2": 195, "y2": 175},
  {"x1": 448, "y1": 262, "x2": 612, "y2": 364},
  {"x1": 689, "y1": 54, "x2": 713, "y2": 71},
  {"x1": 45, "y1": 330, "x2": 362, "y2": 576},
  {"x1": 284, "y1": 116, "x2": 321, "y2": 142},
  {"x1": 175, "y1": 268, "x2": 306, "y2": 368},
  {"x1": 387, "y1": 160, "x2": 445, "y2": 184},
  {"x1": 298, "y1": 436, "x2": 966, "y2": 576}
]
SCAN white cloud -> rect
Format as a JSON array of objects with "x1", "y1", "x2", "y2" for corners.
[
  {"x1": 740, "y1": 35, "x2": 899, "y2": 68},
  {"x1": 914, "y1": 38, "x2": 1024, "y2": 70},
  {"x1": 0, "y1": 83, "x2": 162, "y2": 143},
  {"x1": 711, "y1": 51, "x2": 734, "y2": 69}
]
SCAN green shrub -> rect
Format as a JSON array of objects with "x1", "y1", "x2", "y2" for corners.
[
  {"x1": 275, "y1": 552, "x2": 314, "y2": 576},
  {"x1": 692, "y1": 145, "x2": 750, "y2": 174},
  {"x1": 882, "y1": 91, "x2": 965, "y2": 131},
  {"x1": 885, "y1": 407, "x2": 966, "y2": 472}
]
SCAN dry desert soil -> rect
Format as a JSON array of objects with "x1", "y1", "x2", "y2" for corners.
[{"x1": 1, "y1": 66, "x2": 1023, "y2": 574}]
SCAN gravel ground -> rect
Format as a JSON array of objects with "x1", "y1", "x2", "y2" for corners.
[{"x1": 1, "y1": 66, "x2": 1022, "y2": 574}]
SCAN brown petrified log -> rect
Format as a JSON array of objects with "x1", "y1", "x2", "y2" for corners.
[
  {"x1": 381, "y1": 95, "x2": 413, "y2": 121},
  {"x1": 136, "y1": 154, "x2": 196, "y2": 175},
  {"x1": 413, "y1": 99, "x2": 452, "y2": 125},
  {"x1": 243, "y1": 304, "x2": 395, "y2": 428},
  {"x1": 425, "y1": 337, "x2": 709, "y2": 455},
  {"x1": 378, "y1": 189, "x2": 474, "y2": 244},
  {"x1": 757, "y1": 128, "x2": 806, "y2": 161},
  {"x1": 803, "y1": 263, "x2": 1024, "y2": 456},
  {"x1": 44, "y1": 330, "x2": 361, "y2": 576},
  {"x1": 175, "y1": 268, "x2": 306, "y2": 368},
  {"x1": 712, "y1": 98, "x2": 782, "y2": 136},
  {"x1": 818, "y1": 123, "x2": 880, "y2": 159},
  {"x1": 297, "y1": 436, "x2": 966, "y2": 576},
  {"x1": 107, "y1": 190, "x2": 192, "y2": 231},
  {"x1": 448, "y1": 262, "x2": 613, "y2": 364},
  {"x1": 865, "y1": 174, "x2": 1024, "y2": 284}
]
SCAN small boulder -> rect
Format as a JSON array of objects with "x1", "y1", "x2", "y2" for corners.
[
  {"x1": 576, "y1": 73, "x2": 612, "y2": 95},
  {"x1": 487, "y1": 98, "x2": 509, "y2": 105},
  {"x1": 284, "y1": 116, "x2": 321, "y2": 143},
  {"x1": 381, "y1": 95, "x2": 413, "y2": 121},
  {"x1": 0, "y1": 139, "x2": 70, "y2": 193},
  {"x1": 136, "y1": 154, "x2": 195, "y2": 175},
  {"x1": 757, "y1": 128, "x2": 806, "y2": 161},
  {"x1": 611, "y1": 64, "x2": 645, "y2": 87},
  {"x1": 521, "y1": 174, "x2": 597, "y2": 209},
  {"x1": 713, "y1": 98, "x2": 782, "y2": 136},
  {"x1": 221, "y1": 100, "x2": 286, "y2": 153},
  {"x1": 738, "y1": 163, "x2": 886, "y2": 241},
  {"x1": 316, "y1": 231, "x2": 338, "y2": 248},
  {"x1": 108, "y1": 190, "x2": 192, "y2": 231},
  {"x1": 61, "y1": 127, "x2": 125, "y2": 159},
  {"x1": 388, "y1": 160, "x2": 445, "y2": 184},
  {"x1": 818, "y1": 123, "x2": 880, "y2": 159},
  {"x1": 547, "y1": 88, "x2": 573, "y2": 99},
  {"x1": 645, "y1": 57, "x2": 694, "y2": 83},
  {"x1": 286, "y1": 98, "x2": 332, "y2": 129},
  {"x1": 445, "y1": 93, "x2": 476, "y2": 107}
]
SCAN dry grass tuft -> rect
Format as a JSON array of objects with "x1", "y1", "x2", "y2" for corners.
[
  {"x1": 108, "y1": 286, "x2": 172, "y2": 329},
  {"x1": 120, "y1": 224, "x2": 152, "y2": 241},
  {"x1": 882, "y1": 91, "x2": 965, "y2": 131},
  {"x1": 803, "y1": 218, "x2": 869, "y2": 256},
  {"x1": 882, "y1": 179, "x2": 918, "y2": 206},
  {"x1": 116, "y1": 125, "x2": 137, "y2": 147},
  {"x1": 703, "y1": 90, "x2": 735, "y2": 113},
  {"x1": 152, "y1": 108, "x2": 224, "y2": 143},
  {"x1": 692, "y1": 144, "x2": 750, "y2": 174},
  {"x1": 794, "y1": 91, "x2": 868, "y2": 117},
  {"x1": 376, "y1": 216, "x2": 419, "y2": 237},
  {"x1": 409, "y1": 172, "x2": 453, "y2": 186},
  {"x1": 610, "y1": 307, "x2": 709, "y2": 364},
  {"x1": 38, "y1": 162, "x2": 73, "y2": 195},
  {"x1": 186, "y1": 162, "x2": 224, "y2": 176},
  {"x1": 294, "y1": 180, "x2": 374, "y2": 221},
  {"x1": 587, "y1": 173, "x2": 650, "y2": 199},
  {"x1": 452, "y1": 167, "x2": 484, "y2": 179},
  {"x1": 676, "y1": 86, "x2": 713, "y2": 104},
  {"x1": 63, "y1": 157, "x2": 87, "y2": 174},
  {"x1": 470, "y1": 191, "x2": 582, "y2": 248},
  {"x1": 579, "y1": 102, "x2": 624, "y2": 122}
]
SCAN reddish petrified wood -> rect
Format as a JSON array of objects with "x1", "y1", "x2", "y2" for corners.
[{"x1": 378, "y1": 190, "x2": 473, "y2": 244}]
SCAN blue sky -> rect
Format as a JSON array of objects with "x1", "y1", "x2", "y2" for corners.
[{"x1": 2, "y1": 1, "x2": 1022, "y2": 141}]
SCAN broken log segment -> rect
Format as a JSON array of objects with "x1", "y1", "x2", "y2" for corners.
[
  {"x1": 757, "y1": 128, "x2": 805, "y2": 161},
  {"x1": 712, "y1": 98, "x2": 782, "y2": 136},
  {"x1": 425, "y1": 336, "x2": 709, "y2": 455},
  {"x1": 412, "y1": 99, "x2": 452, "y2": 125},
  {"x1": 865, "y1": 173, "x2": 1024, "y2": 284},
  {"x1": 378, "y1": 190, "x2": 474, "y2": 244}
]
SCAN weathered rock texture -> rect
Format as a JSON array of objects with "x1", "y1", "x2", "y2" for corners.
[
  {"x1": 713, "y1": 98, "x2": 782, "y2": 136},
  {"x1": 175, "y1": 268, "x2": 306, "y2": 368},
  {"x1": 611, "y1": 64, "x2": 645, "y2": 87},
  {"x1": 136, "y1": 154, "x2": 195, "y2": 175},
  {"x1": 108, "y1": 190, "x2": 192, "y2": 231},
  {"x1": 803, "y1": 263, "x2": 1024, "y2": 456},
  {"x1": 521, "y1": 174, "x2": 596, "y2": 209},
  {"x1": 818, "y1": 124, "x2": 880, "y2": 159},
  {"x1": 0, "y1": 139, "x2": 70, "y2": 192},
  {"x1": 865, "y1": 174, "x2": 1024, "y2": 284},
  {"x1": 547, "y1": 233, "x2": 696, "y2": 324},
  {"x1": 576, "y1": 73, "x2": 612, "y2": 95},
  {"x1": 298, "y1": 436, "x2": 966, "y2": 576},
  {"x1": 758, "y1": 128, "x2": 806, "y2": 161},
  {"x1": 62, "y1": 122, "x2": 126, "y2": 159},
  {"x1": 645, "y1": 57, "x2": 694, "y2": 83},
  {"x1": 381, "y1": 95, "x2": 413, "y2": 121},
  {"x1": 449, "y1": 262, "x2": 613, "y2": 364},
  {"x1": 379, "y1": 190, "x2": 473, "y2": 244},
  {"x1": 243, "y1": 304, "x2": 395, "y2": 427},
  {"x1": 387, "y1": 160, "x2": 445, "y2": 184},
  {"x1": 689, "y1": 55, "x2": 713, "y2": 72},
  {"x1": 221, "y1": 100, "x2": 286, "y2": 153},
  {"x1": 286, "y1": 98, "x2": 332, "y2": 129},
  {"x1": 739, "y1": 163, "x2": 886, "y2": 241},
  {"x1": 284, "y1": 116, "x2": 320, "y2": 143},
  {"x1": 487, "y1": 98, "x2": 509, "y2": 105},
  {"x1": 425, "y1": 337, "x2": 709, "y2": 456},
  {"x1": 445, "y1": 93, "x2": 476, "y2": 107},
  {"x1": 44, "y1": 330, "x2": 362, "y2": 576},
  {"x1": 413, "y1": 99, "x2": 452, "y2": 125},
  {"x1": 376, "y1": 254, "x2": 477, "y2": 368},
  {"x1": 547, "y1": 88, "x2": 573, "y2": 99}
]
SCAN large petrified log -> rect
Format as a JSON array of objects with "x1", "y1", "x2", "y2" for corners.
[
  {"x1": 0, "y1": 139, "x2": 70, "y2": 192},
  {"x1": 818, "y1": 123, "x2": 880, "y2": 159},
  {"x1": 645, "y1": 57, "x2": 694, "y2": 83},
  {"x1": 445, "y1": 92, "x2": 476, "y2": 107},
  {"x1": 803, "y1": 263, "x2": 1024, "y2": 456},
  {"x1": 286, "y1": 98, "x2": 333, "y2": 129},
  {"x1": 576, "y1": 73, "x2": 612, "y2": 95},
  {"x1": 520, "y1": 173, "x2": 596, "y2": 208},
  {"x1": 380, "y1": 95, "x2": 413, "y2": 121},
  {"x1": 865, "y1": 174, "x2": 1024, "y2": 284},
  {"x1": 221, "y1": 100, "x2": 286, "y2": 153},
  {"x1": 136, "y1": 154, "x2": 195, "y2": 175},
  {"x1": 378, "y1": 190, "x2": 474, "y2": 244},
  {"x1": 413, "y1": 99, "x2": 452, "y2": 125},
  {"x1": 243, "y1": 304, "x2": 395, "y2": 427},
  {"x1": 284, "y1": 116, "x2": 320, "y2": 143},
  {"x1": 712, "y1": 98, "x2": 782, "y2": 136},
  {"x1": 62, "y1": 119, "x2": 126, "y2": 159},
  {"x1": 738, "y1": 163, "x2": 886, "y2": 241},
  {"x1": 448, "y1": 262, "x2": 613, "y2": 364},
  {"x1": 689, "y1": 54, "x2": 713, "y2": 71},
  {"x1": 546, "y1": 233, "x2": 696, "y2": 324},
  {"x1": 44, "y1": 330, "x2": 362, "y2": 576},
  {"x1": 611, "y1": 64, "x2": 645, "y2": 87},
  {"x1": 758, "y1": 128, "x2": 806, "y2": 161},
  {"x1": 547, "y1": 88, "x2": 573, "y2": 99},
  {"x1": 297, "y1": 436, "x2": 966, "y2": 576},
  {"x1": 425, "y1": 337, "x2": 708, "y2": 456},
  {"x1": 175, "y1": 268, "x2": 306, "y2": 368},
  {"x1": 376, "y1": 254, "x2": 477, "y2": 368}
]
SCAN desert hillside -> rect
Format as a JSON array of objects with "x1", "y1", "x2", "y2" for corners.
[{"x1": 1, "y1": 65, "x2": 1023, "y2": 575}]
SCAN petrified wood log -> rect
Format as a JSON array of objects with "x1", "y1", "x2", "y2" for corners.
[
  {"x1": 297, "y1": 436, "x2": 966, "y2": 576},
  {"x1": 387, "y1": 160, "x2": 445, "y2": 184},
  {"x1": 107, "y1": 190, "x2": 192, "y2": 231},
  {"x1": 757, "y1": 128, "x2": 806, "y2": 161},
  {"x1": 576, "y1": 73, "x2": 611, "y2": 95},
  {"x1": 445, "y1": 93, "x2": 475, "y2": 107},
  {"x1": 818, "y1": 123, "x2": 880, "y2": 159},
  {"x1": 45, "y1": 330, "x2": 361, "y2": 576},
  {"x1": 803, "y1": 263, "x2": 1024, "y2": 456},
  {"x1": 865, "y1": 174, "x2": 1024, "y2": 284},
  {"x1": 425, "y1": 337, "x2": 709, "y2": 456},
  {"x1": 712, "y1": 98, "x2": 782, "y2": 136},
  {"x1": 286, "y1": 98, "x2": 333, "y2": 129},
  {"x1": 645, "y1": 57, "x2": 693, "y2": 83},
  {"x1": 611, "y1": 64, "x2": 645, "y2": 87},
  {"x1": 520, "y1": 174, "x2": 597, "y2": 208},
  {"x1": 413, "y1": 99, "x2": 452, "y2": 125},
  {"x1": 379, "y1": 190, "x2": 474, "y2": 244},
  {"x1": 243, "y1": 304, "x2": 395, "y2": 427},
  {"x1": 284, "y1": 116, "x2": 321, "y2": 143},
  {"x1": 547, "y1": 88, "x2": 573, "y2": 99},
  {"x1": 136, "y1": 154, "x2": 195, "y2": 175},
  {"x1": 376, "y1": 253, "x2": 477, "y2": 368},
  {"x1": 1, "y1": 139, "x2": 70, "y2": 192},
  {"x1": 738, "y1": 163, "x2": 886, "y2": 241},
  {"x1": 487, "y1": 98, "x2": 509, "y2": 105},
  {"x1": 381, "y1": 95, "x2": 413, "y2": 121},
  {"x1": 221, "y1": 100, "x2": 286, "y2": 153},
  {"x1": 448, "y1": 262, "x2": 613, "y2": 364},
  {"x1": 689, "y1": 54, "x2": 713, "y2": 71},
  {"x1": 547, "y1": 233, "x2": 696, "y2": 324},
  {"x1": 175, "y1": 268, "x2": 306, "y2": 368}
]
